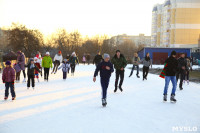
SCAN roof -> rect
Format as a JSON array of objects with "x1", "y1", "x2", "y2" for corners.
[
  {"x1": 138, "y1": 47, "x2": 192, "y2": 53},
  {"x1": 152, "y1": 6, "x2": 157, "y2": 12},
  {"x1": 164, "y1": 0, "x2": 171, "y2": 6}
]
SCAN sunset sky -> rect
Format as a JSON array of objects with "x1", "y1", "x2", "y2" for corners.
[{"x1": 0, "y1": 0, "x2": 164, "y2": 37}]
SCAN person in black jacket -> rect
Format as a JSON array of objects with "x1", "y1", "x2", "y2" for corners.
[
  {"x1": 163, "y1": 51, "x2": 178, "y2": 102},
  {"x1": 176, "y1": 53, "x2": 187, "y2": 90},
  {"x1": 93, "y1": 53, "x2": 114, "y2": 107},
  {"x1": 25, "y1": 58, "x2": 40, "y2": 90},
  {"x1": 93, "y1": 51, "x2": 103, "y2": 67}
]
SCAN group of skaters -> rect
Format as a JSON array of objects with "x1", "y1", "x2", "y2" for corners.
[{"x1": 1, "y1": 49, "x2": 192, "y2": 107}]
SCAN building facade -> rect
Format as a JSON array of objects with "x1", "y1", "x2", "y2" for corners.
[
  {"x1": 152, "y1": 0, "x2": 200, "y2": 48},
  {"x1": 110, "y1": 34, "x2": 151, "y2": 47}
]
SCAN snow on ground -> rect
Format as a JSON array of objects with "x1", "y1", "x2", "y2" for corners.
[{"x1": 0, "y1": 65, "x2": 200, "y2": 133}]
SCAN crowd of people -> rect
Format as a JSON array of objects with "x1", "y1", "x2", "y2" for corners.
[{"x1": 1, "y1": 50, "x2": 194, "y2": 107}]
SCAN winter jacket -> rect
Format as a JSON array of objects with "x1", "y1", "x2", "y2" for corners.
[
  {"x1": 42, "y1": 56, "x2": 53, "y2": 68},
  {"x1": 177, "y1": 57, "x2": 187, "y2": 71},
  {"x1": 82, "y1": 56, "x2": 86, "y2": 62},
  {"x1": 140, "y1": 57, "x2": 152, "y2": 67},
  {"x1": 17, "y1": 52, "x2": 26, "y2": 70},
  {"x1": 34, "y1": 63, "x2": 41, "y2": 74},
  {"x1": 111, "y1": 54, "x2": 127, "y2": 70},
  {"x1": 93, "y1": 54, "x2": 103, "y2": 65},
  {"x1": 94, "y1": 61, "x2": 114, "y2": 78},
  {"x1": 132, "y1": 56, "x2": 140, "y2": 65},
  {"x1": 164, "y1": 56, "x2": 178, "y2": 76},
  {"x1": 54, "y1": 54, "x2": 63, "y2": 63},
  {"x1": 2, "y1": 67, "x2": 15, "y2": 82},
  {"x1": 14, "y1": 64, "x2": 21, "y2": 73},
  {"x1": 69, "y1": 56, "x2": 79, "y2": 65},
  {"x1": 58, "y1": 62, "x2": 70, "y2": 72},
  {"x1": 86, "y1": 54, "x2": 91, "y2": 60},
  {"x1": 25, "y1": 63, "x2": 40, "y2": 76}
]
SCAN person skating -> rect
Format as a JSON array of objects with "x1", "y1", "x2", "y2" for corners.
[
  {"x1": 93, "y1": 53, "x2": 114, "y2": 107},
  {"x1": 58, "y1": 59, "x2": 70, "y2": 80},
  {"x1": 17, "y1": 51, "x2": 26, "y2": 82},
  {"x1": 34, "y1": 57, "x2": 41, "y2": 82},
  {"x1": 2, "y1": 61, "x2": 16, "y2": 100},
  {"x1": 111, "y1": 50, "x2": 127, "y2": 92},
  {"x1": 86, "y1": 54, "x2": 91, "y2": 65},
  {"x1": 140, "y1": 53, "x2": 152, "y2": 81},
  {"x1": 176, "y1": 53, "x2": 187, "y2": 90},
  {"x1": 129, "y1": 53, "x2": 140, "y2": 78},
  {"x1": 93, "y1": 51, "x2": 103, "y2": 67},
  {"x1": 163, "y1": 51, "x2": 178, "y2": 103},
  {"x1": 183, "y1": 57, "x2": 190, "y2": 85},
  {"x1": 25, "y1": 58, "x2": 41, "y2": 89},
  {"x1": 52, "y1": 51, "x2": 63, "y2": 74},
  {"x1": 69, "y1": 52, "x2": 79, "y2": 76},
  {"x1": 82, "y1": 55, "x2": 86, "y2": 65},
  {"x1": 42, "y1": 52, "x2": 53, "y2": 81},
  {"x1": 66, "y1": 54, "x2": 71, "y2": 73}
]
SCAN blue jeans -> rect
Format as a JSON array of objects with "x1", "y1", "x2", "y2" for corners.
[
  {"x1": 100, "y1": 78, "x2": 110, "y2": 99},
  {"x1": 129, "y1": 65, "x2": 139, "y2": 77},
  {"x1": 163, "y1": 76, "x2": 177, "y2": 95}
]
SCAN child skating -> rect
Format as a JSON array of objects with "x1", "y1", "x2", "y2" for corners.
[
  {"x1": 34, "y1": 57, "x2": 41, "y2": 82},
  {"x1": 25, "y1": 58, "x2": 41, "y2": 89},
  {"x1": 58, "y1": 59, "x2": 70, "y2": 80},
  {"x1": 93, "y1": 53, "x2": 114, "y2": 107},
  {"x1": 2, "y1": 61, "x2": 16, "y2": 100}
]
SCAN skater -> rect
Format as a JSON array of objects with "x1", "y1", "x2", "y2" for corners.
[
  {"x1": 13, "y1": 63, "x2": 21, "y2": 82},
  {"x1": 176, "y1": 53, "x2": 187, "y2": 90},
  {"x1": 42, "y1": 52, "x2": 53, "y2": 81},
  {"x1": 17, "y1": 51, "x2": 26, "y2": 82},
  {"x1": 93, "y1": 53, "x2": 114, "y2": 107},
  {"x1": 34, "y1": 57, "x2": 41, "y2": 82},
  {"x1": 58, "y1": 59, "x2": 70, "y2": 80},
  {"x1": 129, "y1": 53, "x2": 140, "y2": 78},
  {"x1": 111, "y1": 50, "x2": 127, "y2": 92},
  {"x1": 93, "y1": 51, "x2": 103, "y2": 67},
  {"x1": 2, "y1": 61, "x2": 16, "y2": 100},
  {"x1": 69, "y1": 52, "x2": 79, "y2": 76},
  {"x1": 163, "y1": 51, "x2": 178, "y2": 103},
  {"x1": 86, "y1": 54, "x2": 91, "y2": 65},
  {"x1": 82, "y1": 55, "x2": 86, "y2": 65},
  {"x1": 184, "y1": 57, "x2": 191, "y2": 85},
  {"x1": 52, "y1": 51, "x2": 63, "y2": 74},
  {"x1": 140, "y1": 53, "x2": 152, "y2": 81},
  {"x1": 38, "y1": 55, "x2": 43, "y2": 77}
]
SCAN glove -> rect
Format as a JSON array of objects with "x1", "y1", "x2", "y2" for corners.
[
  {"x1": 3, "y1": 80, "x2": 5, "y2": 83},
  {"x1": 11, "y1": 81, "x2": 14, "y2": 85}
]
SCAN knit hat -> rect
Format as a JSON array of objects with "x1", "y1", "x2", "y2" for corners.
[
  {"x1": 46, "y1": 52, "x2": 50, "y2": 55},
  {"x1": 5, "y1": 60, "x2": 11, "y2": 65},
  {"x1": 116, "y1": 50, "x2": 120, "y2": 53},
  {"x1": 30, "y1": 58, "x2": 34, "y2": 62},
  {"x1": 58, "y1": 51, "x2": 62, "y2": 54},
  {"x1": 104, "y1": 53, "x2": 110, "y2": 59},
  {"x1": 171, "y1": 51, "x2": 176, "y2": 56}
]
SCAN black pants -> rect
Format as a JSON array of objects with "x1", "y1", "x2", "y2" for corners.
[
  {"x1": 63, "y1": 72, "x2": 67, "y2": 79},
  {"x1": 40, "y1": 68, "x2": 43, "y2": 77},
  {"x1": 143, "y1": 66, "x2": 149, "y2": 79},
  {"x1": 23, "y1": 70, "x2": 26, "y2": 78},
  {"x1": 176, "y1": 71, "x2": 185, "y2": 88},
  {"x1": 5, "y1": 82, "x2": 16, "y2": 98},
  {"x1": 27, "y1": 75, "x2": 35, "y2": 87},
  {"x1": 71, "y1": 64, "x2": 76, "y2": 73},
  {"x1": 129, "y1": 65, "x2": 139, "y2": 77},
  {"x1": 44, "y1": 68, "x2": 50, "y2": 80},
  {"x1": 16, "y1": 71, "x2": 21, "y2": 81},
  {"x1": 52, "y1": 60, "x2": 60, "y2": 73},
  {"x1": 115, "y1": 70, "x2": 124, "y2": 88},
  {"x1": 184, "y1": 70, "x2": 189, "y2": 80}
]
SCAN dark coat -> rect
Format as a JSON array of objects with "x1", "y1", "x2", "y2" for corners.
[
  {"x1": 94, "y1": 61, "x2": 114, "y2": 78},
  {"x1": 165, "y1": 56, "x2": 178, "y2": 76},
  {"x1": 111, "y1": 54, "x2": 127, "y2": 70},
  {"x1": 25, "y1": 63, "x2": 40, "y2": 76},
  {"x1": 177, "y1": 57, "x2": 187, "y2": 71},
  {"x1": 2, "y1": 67, "x2": 15, "y2": 82},
  {"x1": 17, "y1": 52, "x2": 26, "y2": 70},
  {"x1": 93, "y1": 54, "x2": 103, "y2": 65}
]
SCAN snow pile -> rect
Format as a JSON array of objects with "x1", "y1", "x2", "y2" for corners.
[{"x1": 0, "y1": 65, "x2": 199, "y2": 133}]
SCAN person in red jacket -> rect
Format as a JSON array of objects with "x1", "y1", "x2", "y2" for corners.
[{"x1": 2, "y1": 61, "x2": 16, "y2": 100}]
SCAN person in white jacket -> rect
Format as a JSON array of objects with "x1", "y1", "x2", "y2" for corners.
[
  {"x1": 58, "y1": 59, "x2": 70, "y2": 80},
  {"x1": 52, "y1": 51, "x2": 63, "y2": 74}
]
